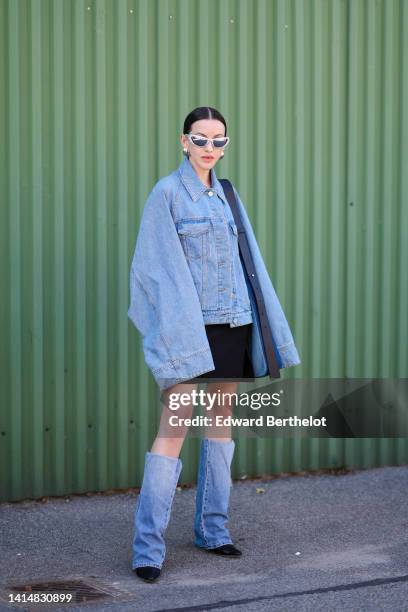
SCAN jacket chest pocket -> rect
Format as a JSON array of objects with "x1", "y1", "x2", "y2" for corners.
[
  {"x1": 177, "y1": 221, "x2": 211, "y2": 261},
  {"x1": 176, "y1": 219, "x2": 218, "y2": 310}
]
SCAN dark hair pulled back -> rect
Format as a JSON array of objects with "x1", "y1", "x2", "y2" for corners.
[{"x1": 183, "y1": 106, "x2": 227, "y2": 137}]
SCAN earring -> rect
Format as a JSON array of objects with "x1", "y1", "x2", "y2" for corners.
[
  {"x1": 221, "y1": 152, "x2": 224, "y2": 157},
  {"x1": 183, "y1": 148, "x2": 187, "y2": 154}
]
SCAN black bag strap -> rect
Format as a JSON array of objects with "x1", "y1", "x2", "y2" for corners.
[{"x1": 219, "y1": 178, "x2": 280, "y2": 379}]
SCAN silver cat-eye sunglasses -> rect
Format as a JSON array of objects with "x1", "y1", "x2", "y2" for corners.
[{"x1": 184, "y1": 133, "x2": 230, "y2": 148}]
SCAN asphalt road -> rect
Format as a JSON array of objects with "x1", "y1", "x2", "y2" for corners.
[{"x1": 1, "y1": 465, "x2": 407, "y2": 611}]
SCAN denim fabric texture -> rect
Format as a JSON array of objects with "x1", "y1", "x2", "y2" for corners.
[
  {"x1": 128, "y1": 156, "x2": 301, "y2": 390},
  {"x1": 194, "y1": 438, "x2": 235, "y2": 549},
  {"x1": 132, "y1": 452, "x2": 182, "y2": 570}
]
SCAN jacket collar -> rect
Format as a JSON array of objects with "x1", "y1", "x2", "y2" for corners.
[{"x1": 178, "y1": 156, "x2": 228, "y2": 205}]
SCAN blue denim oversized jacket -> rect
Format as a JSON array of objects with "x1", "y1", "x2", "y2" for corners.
[{"x1": 128, "y1": 157, "x2": 301, "y2": 390}]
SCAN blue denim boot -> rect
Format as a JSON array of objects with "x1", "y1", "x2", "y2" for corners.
[
  {"x1": 132, "y1": 451, "x2": 182, "y2": 570},
  {"x1": 194, "y1": 438, "x2": 236, "y2": 549}
]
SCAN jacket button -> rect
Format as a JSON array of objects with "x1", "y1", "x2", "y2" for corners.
[{"x1": 251, "y1": 273, "x2": 255, "y2": 277}]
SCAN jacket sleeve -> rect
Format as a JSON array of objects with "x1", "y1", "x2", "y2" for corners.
[
  {"x1": 127, "y1": 183, "x2": 215, "y2": 390},
  {"x1": 232, "y1": 185, "x2": 301, "y2": 368}
]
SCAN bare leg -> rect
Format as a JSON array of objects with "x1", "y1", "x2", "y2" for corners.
[
  {"x1": 203, "y1": 381, "x2": 239, "y2": 442},
  {"x1": 150, "y1": 382, "x2": 199, "y2": 457}
]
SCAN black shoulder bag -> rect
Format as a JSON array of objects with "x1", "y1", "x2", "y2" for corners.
[{"x1": 219, "y1": 179, "x2": 280, "y2": 379}]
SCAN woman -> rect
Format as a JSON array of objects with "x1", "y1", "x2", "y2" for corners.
[{"x1": 128, "y1": 106, "x2": 300, "y2": 582}]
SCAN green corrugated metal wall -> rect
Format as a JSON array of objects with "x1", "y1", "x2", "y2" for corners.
[{"x1": 0, "y1": 0, "x2": 407, "y2": 503}]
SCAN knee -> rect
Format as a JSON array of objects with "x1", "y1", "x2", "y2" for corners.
[{"x1": 207, "y1": 383, "x2": 238, "y2": 413}]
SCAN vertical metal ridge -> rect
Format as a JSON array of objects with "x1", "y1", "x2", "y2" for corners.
[
  {"x1": 94, "y1": 0, "x2": 108, "y2": 489},
  {"x1": 346, "y1": 0, "x2": 361, "y2": 378},
  {"x1": 71, "y1": 0, "x2": 87, "y2": 493},
  {"x1": 398, "y1": 0, "x2": 408, "y2": 377},
  {"x1": 53, "y1": 0, "x2": 67, "y2": 495},
  {"x1": 293, "y1": 0, "x2": 307, "y2": 377},
  {"x1": 7, "y1": 0, "x2": 23, "y2": 501},
  {"x1": 116, "y1": 0, "x2": 130, "y2": 486},
  {"x1": 30, "y1": 0, "x2": 45, "y2": 498},
  {"x1": 381, "y1": 0, "x2": 396, "y2": 377}
]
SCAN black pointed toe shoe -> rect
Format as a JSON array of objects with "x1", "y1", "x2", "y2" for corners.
[
  {"x1": 207, "y1": 543, "x2": 242, "y2": 556},
  {"x1": 133, "y1": 566, "x2": 161, "y2": 582}
]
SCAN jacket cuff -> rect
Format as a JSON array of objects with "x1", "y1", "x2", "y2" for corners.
[
  {"x1": 152, "y1": 346, "x2": 215, "y2": 391},
  {"x1": 277, "y1": 342, "x2": 301, "y2": 368}
]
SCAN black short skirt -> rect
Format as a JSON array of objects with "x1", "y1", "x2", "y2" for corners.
[{"x1": 188, "y1": 323, "x2": 255, "y2": 382}]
